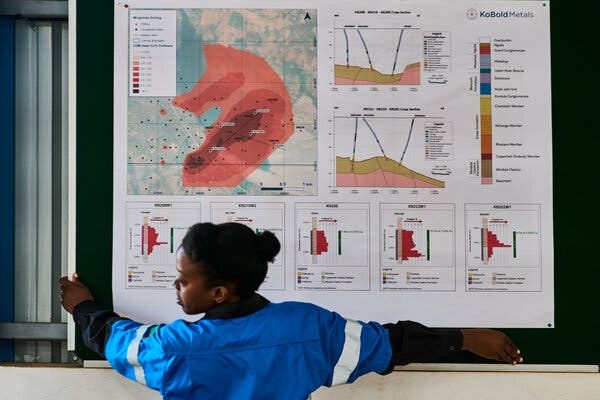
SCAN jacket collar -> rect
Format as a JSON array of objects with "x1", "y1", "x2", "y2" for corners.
[{"x1": 203, "y1": 293, "x2": 270, "y2": 320}]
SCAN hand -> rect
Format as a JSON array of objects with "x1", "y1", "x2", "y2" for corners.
[
  {"x1": 461, "y1": 329, "x2": 523, "y2": 365},
  {"x1": 59, "y1": 273, "x2": 94, "y2": 314}
]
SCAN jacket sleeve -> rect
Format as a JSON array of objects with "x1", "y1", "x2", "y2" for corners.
[
  {"x1": 72, "y1": 300, "x2": 168, "y2": 393},
  {"x1": 381, "y1": 320, "x2": 463, "y2": 373},
  {"x1": 318, "y1": 308, "x2": 392, "y2": 387},
  {"x1": 72, "y1": 300, "x2": 123, "y2": 358}
]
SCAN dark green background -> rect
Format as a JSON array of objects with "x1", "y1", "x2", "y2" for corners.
[{"x1": 76, "y1": 2, "x2": 599, "y2": 364}]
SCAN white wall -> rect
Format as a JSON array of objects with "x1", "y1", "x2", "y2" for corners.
[{"x1": 1, "y1": 366, "x2": 599, "y2": 400}]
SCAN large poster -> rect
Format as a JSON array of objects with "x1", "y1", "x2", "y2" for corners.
[{"x1": 113, "y1": 0, "x2": 553, "y2": 327}]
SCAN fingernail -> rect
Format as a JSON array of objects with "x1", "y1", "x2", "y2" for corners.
[{"x1": 517, "y1": 349, "x2": 520, "y2": 354}]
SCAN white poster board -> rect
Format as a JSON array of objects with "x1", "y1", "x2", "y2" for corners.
[{"x1": 112, "y1": 0, "x2": 553, "y2": 327}]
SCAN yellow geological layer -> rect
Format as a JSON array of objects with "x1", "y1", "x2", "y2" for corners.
[
  {"x1": 336, "y1": 156, "x2": 445, "y2": 188},
  {"x1": 334, "y1": 63, "x2": 420, "y2": 84}
]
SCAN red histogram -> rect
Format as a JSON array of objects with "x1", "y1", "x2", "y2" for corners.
[
  {"x1": 142, "y1": 217, "x2": 168, "y2": 257},
  {"x1": 297, "y1": 206, "x2": 370, "y2": 270},
  {"x1": 311, "y1": 230, "x2": 329, "y2": 255},
  {"x1": 486, "y1": 230, "x2": 511, "y2": 260},
  {"x1": 466, "y1": 206, "x2": 541, "y2": 284},
  {"x1": 398, "y1": 229, "x2": 422, "y2": 261},
  {"x1": 482, "y1": 218, "x2": 511, "y2": 263},
  {"x1": 310, "y1": 216, "x2": 330, "y2": 256}
]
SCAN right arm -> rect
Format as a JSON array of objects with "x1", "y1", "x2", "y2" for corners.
[
  {"x1": 59, "y1": 274, "x2": 119, "y2": 358},
  {"x1": 60, "y1": 275, "x2": 168, "y2": 392}
]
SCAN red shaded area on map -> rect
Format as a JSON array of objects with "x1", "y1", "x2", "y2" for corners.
[{"x1": 172, "y1": 44, "x2": 294, "y2": 187}]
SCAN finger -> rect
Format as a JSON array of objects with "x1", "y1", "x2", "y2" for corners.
[
  {"x1": 507, "y1": 340, "x2": 521, "y2": 359},
  {"x1": 510, "y1": 348, "x2": 524, "y2": 364},
  {"x1": 503, "y1": 341, "x2": 521, "y2": 362},
  {"x1": 504, "y1": 336, "x2": 517, "y2": 349},
  {"x1": 504, "y1": 341, "x2": 518, "y2": 358},
  {"x1": 498, "y1": 350, "x2": 515, "y2": 364},
  {"x1": 502, "y1": 349, "x2": 522, "y2": 365},
  {"x1": 59, "y1": 276, "x2": 73, "y2": 289},
  {"x1": 70, "y1": 273, "x2": 86, "y2": 287}
]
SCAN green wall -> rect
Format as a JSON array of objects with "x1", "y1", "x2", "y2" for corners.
[{"x1": 76, "y1": 2, "x2": 599, "y2": 365}]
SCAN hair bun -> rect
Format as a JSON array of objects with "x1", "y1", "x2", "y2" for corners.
[{"x1": 256, "y1": 230, "x2": 281, "y2": 263}]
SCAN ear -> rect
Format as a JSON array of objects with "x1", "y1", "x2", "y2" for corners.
[{"x1": 211, "y1": 285, "x2": 229, "y2": 304}]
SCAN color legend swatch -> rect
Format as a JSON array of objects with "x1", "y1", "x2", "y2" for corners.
[
  {"x1": 479, "y1": 38, "x2": 492, "y2": 184},
  {"x1": 129, "y1": 9, "x2": 177, "y2": 96},
  {"x1": 132, "y1": 55, "x2": 140, "y2": 94}
]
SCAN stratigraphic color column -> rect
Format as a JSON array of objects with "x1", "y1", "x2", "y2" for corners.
[
  {"x1": 479, "y1": 38, "x2": 493, "y2": 184},
  {"x1": 396, "y1": 217, "x2": 403, "y2": 263}
]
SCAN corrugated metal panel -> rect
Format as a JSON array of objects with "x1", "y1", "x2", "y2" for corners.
[
  {"x1": 14, "y1": 20, "x2": 42, "y2": 328},
  {"x1": 13, "y1": 19, "x2": 68, "y2": 363}
]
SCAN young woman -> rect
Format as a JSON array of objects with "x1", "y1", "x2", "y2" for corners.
[{"x1": 60, "y1": 222, "x2": 522, "y2": 400}]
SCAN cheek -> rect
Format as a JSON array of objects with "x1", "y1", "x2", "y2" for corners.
[
  {"x1": 181, "y1": 283, "x2": 210, "y2": 312},
  {"x1": 180, "y1": 285, "x2": 194, "y2": 302}
]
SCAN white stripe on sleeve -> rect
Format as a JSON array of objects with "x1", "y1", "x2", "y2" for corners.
[
  {"x1": 126, "y1": 324, "x2": 151, "y2": 385},
  {"x1": 331, "y1": 319, "x2": 363, "y2": 386}
]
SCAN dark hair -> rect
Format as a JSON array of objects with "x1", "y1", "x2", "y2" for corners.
[{"x1": 179, "y1": 222, "x2": 280, "y2": 298}]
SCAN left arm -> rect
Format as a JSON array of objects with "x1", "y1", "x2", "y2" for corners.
[
  {"x1": 383, "y1": 320, "x2": 523, "y2": 369},
  {"x1": 382, "y1": 320, "x2": 463, "y2": 369}
]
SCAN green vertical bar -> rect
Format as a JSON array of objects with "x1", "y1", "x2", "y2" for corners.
[
  {"x1": 513, "y1": 231, "x2": 516, "y2": 258},
  {"x1": 170, "y1": 227, "x2": 174, "y2": 253},
  {"x1": 338, "y1": 231, "x2": 342, "y2": 255},
  {"x1": 427, "y1": 230, "x2": 430, "y2": 261}
]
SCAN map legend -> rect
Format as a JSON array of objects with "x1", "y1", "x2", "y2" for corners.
[
  {"x1": 132, "y1": 55, "x2": 140, "y2": 93},
  {"x1": 129, "y1": 9, "x2": 177, "y2": 96}
]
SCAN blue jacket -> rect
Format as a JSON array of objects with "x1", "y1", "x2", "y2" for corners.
[{"x1": 73, "y1": 294, "x2": 462, "y2": 399}]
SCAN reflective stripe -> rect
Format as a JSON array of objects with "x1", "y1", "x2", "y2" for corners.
[
  {"x1": 126, "y1": 325, "x2": 151, "y2": 385},
  {"x1": 331, "y1": 319, "x2": 362, "y2": 386}
]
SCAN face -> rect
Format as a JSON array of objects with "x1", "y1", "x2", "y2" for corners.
[{"x1": 174, "y1": 250, "x2": 220, "y2": 315}]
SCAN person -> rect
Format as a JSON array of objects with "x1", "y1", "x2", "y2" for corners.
[{"x1": 60, "y1": 222, "x2": 523, "y2": 400}]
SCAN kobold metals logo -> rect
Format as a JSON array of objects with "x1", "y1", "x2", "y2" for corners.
[{"x1": 466, "y1": 8, "x2": 478, "y2": 20}]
